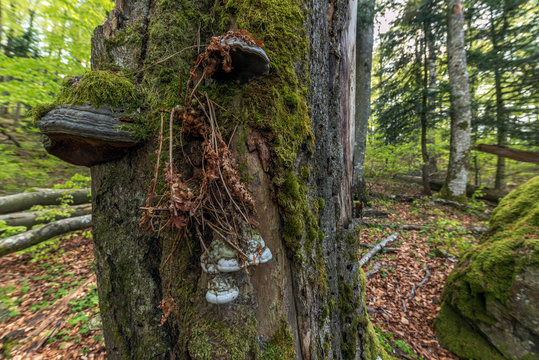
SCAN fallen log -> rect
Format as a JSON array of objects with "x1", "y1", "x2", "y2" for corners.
[
  {"x1": 476, "y1": 144, "x2": 539, "y2": 165},
  {"x1": 0, "y1": 204, "x2": 92, "y2": 228},
  {"x1": 360, "y1": 233, "x2": 399, "y2": 267},
  {"x1": 0, "y1": 215, "x2": 91, "y2": 257},
  {"x1": 395, "y1": 175, "x2": 507, "y2": 202},
  {"x1": 0, "y1": 188, "x2": 91, "y2": 214}
]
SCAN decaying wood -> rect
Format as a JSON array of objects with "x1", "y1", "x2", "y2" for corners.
[
  {"x1": 395, "y1": 174, "x2": 507, "y2": 202},
  {"x1": 0, "y1": 215, "x2": 91, "y2": 257},
  {"x1": 0, "y1": 204, "x2": 92, "y2": 229},
  {"x1": 476, "y1": 144, "x2": 539, "y2": 165},
  {"x1": 431, "y1": 197, "x2": 476, "y2": 210},
  {"x1": 408, "y1": 264, "x2": 431, "y2": 300},
  {"x1": 362, "y1": 209, "x2": 389, "y2": 218},
  {"x1": 0, "y1": 189, "x2": 91, "y2": 214},
  {"x1": 360, "y1": 232, "x2": 399, "y2": 266}
]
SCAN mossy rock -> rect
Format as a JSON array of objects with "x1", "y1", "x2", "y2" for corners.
[{"x1": 435, "y1": 176, "x2": 539, "y2": 359}]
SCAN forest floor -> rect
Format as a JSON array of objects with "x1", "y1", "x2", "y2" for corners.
[
  {"x1": 360, "y1": 179, "x2": 493, "y2": 360},
  {"x1": 0, "y1": 178, "x2": 493, "y2": 360}
]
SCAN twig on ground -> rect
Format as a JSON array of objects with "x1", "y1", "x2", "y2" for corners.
[
  {"x1": 402, "y1": 298, "x2": 407, "y2": 313},
  {"x1": 408, "y1": 264, "x2": 431, "y2": 300},
  {"x1": 360, "y1": 233, "x2": 399, "y2": 267}
]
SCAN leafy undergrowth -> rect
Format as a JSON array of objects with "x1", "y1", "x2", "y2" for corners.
[
  {"x1": 361, "y1": 179, "x2": 493, "y2": 360},
  {"x1": 0, "y1": 116, "x2": 88, "y2": 196},
  {"x1": 0, "y1": 230, "x2": 105, "y2": 359}
]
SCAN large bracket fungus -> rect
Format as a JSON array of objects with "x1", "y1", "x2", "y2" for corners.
[{"x1": 37, "y1": 105, "x2": 139, "y2": 167}]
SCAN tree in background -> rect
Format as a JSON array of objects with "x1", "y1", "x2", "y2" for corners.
[
  {"x1": 352, "y1": 0, "x2": 375, "y2": 201},
  {"x1": 373, "y1": 0, "x2": 445, "y2": 195},
  {"x1": 466, "y1": 0, "x2": 539, "y2": 190},
  {"x1": 441, "y1": 0, "x2": 472, "y2": 201}
]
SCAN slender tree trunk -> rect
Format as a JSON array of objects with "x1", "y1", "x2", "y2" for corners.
[
  {"x1": 352, "y1": 0, "x2": 374, "y2": 202},
  {"x1": 420, "y1": 23, "x2": 432, "y2": 195},
  {"x1": 426, "y1": 21, "x2": 438, "y2": 175},
  {"x1": 442, "y1": 0, "x2": 472, "y2": 202},
  {"x1": 490, "y1": 8, "x2": 508, "y2": 191},
  {"x1": 87, "y1": 0, "x2": 386, "y2": 359}
]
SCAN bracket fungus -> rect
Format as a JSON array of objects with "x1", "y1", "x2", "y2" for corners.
[
  {"x1": 201, "y1": 232, "x2": 273, "y2": 304},
  {"x1": 37, "y1": 105, "x2": 139, "y2": 167},
  {"x1": 206, "y1": 274, "x2": 240, "y2": 305},
  {"x1": 197, "y1": 32, "x2": 270, "y2": 84}
]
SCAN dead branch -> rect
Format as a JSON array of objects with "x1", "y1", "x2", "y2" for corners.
[
  {"x1": 0, "y1": 188, "x2": 91, "y2": 214},
  {"x1": 0, "y1": 215, "x2": 91, "y2": 257},
  {"x1": 402, "y1": 298, "x2": 407, "y2": 313},
  {"x1": 360, "y1": 233, "x2": 399, "y2": 267},
  {"x1": 365, "y1": 262, "x2": 382, "y2": 279},
  {"x1": 408, "y1": 264, "x2": 431, "y2": 300},
  {"x1": 476, "y1": 144, "x2": 539, "y2": 165},
  {"x1": 0, "y1": 204, "x2": 91, "y2": 229}
]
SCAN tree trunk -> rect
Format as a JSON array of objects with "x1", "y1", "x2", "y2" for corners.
[
  {"x1": 87, "y1": 0, "x2": 386, "y2": 359},
  {"x1": 420, "y1": 22, "x2": 432, "y2": 196},
  {"x1": 442, "y1": 0, "x2": 472, "y2": 202},
  {"x1": 351, "y1": 0, "x2": 374, "y2": 202}
]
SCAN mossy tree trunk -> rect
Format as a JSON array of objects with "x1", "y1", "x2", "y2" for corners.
[{"x1": 89, "y1": 0, "x2": 386, "y2": 359}]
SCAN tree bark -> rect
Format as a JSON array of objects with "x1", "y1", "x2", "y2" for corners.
[
  {"x1": 0, "y1": 204, "x2": 91, "y2": 228},
  {"x1": 86, "y1": 0, "x2": 385, "y2": 359},
  {"x1": 0, "y1": 215, "x2": 91, "y2": 257},
  {"x1": 442, "y1": 0, "x2": 472, "y2": 202},
  {"x1": 352, "y1": 0, "x2": 374, "y2": 202},
  {"x1": 0, "y1": 188, "x2": 91, "y2": 214}
]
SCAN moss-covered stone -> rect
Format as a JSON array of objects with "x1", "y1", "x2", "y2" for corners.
[{"x1": 435, "y1": 176, "x2": 539, "y2": 359}]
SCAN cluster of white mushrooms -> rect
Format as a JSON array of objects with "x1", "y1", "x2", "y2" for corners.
[{"x1": 201, "y1": 232, "x2": 272, "y2": 304}]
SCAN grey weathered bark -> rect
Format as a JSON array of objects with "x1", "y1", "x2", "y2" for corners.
[
  {"x1": 84, "y1": 0, "x2": 387, "y2": 359},
  {"x1": 442, "y1": 0, "x2": 472, "y2": 201},
  {"x1": 420, "y1": 23, "x2": 432, "y2": 195},
  {"x1": 0, "y1": 204, "x2": 91, "y2": 228},
  {"x1": 352, "y1": 0, "x2": 375, "y2": 201},
  {"x1": 0, "y1": 188, "x2": 91, "y2": 214},
  {"x1": 0, "y1": 215, "x2": 91, "y2": 257}
]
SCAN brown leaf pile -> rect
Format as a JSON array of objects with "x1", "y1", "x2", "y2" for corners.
[{"x1": 0, "y1": 231, "x2": 105, "y2": 359}]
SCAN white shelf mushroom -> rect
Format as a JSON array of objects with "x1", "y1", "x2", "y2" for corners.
[
  {"x1": 201, "y1": 233, "x2": 272, "y2": 274},
  {"x1": 205, "y1": 274, "x2": 239, "y2": 305}
]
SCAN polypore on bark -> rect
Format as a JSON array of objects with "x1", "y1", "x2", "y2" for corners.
[
  {"x1": 205, "y1": 274, "x2": 239, "y2": 305},
  {"x1": 200, "y1": 232, "x2": 272, "y2": 274},
  {"x1": 211, "y1": 37, "x2": 270, "y2": 84},
  {"x1": 37, "y1": 105, "x2": 138, "y2": 167}
]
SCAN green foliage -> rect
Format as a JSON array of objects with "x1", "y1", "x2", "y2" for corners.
[
  {"x1": 0, "y1": 220, "x2": 26, "y2": 239},
  {"x1": 375, "y1": 327, "x2": 424, "y2": 360},
  {"x1": 0, "y1": 0, "x2": 114, "y2": 108}
]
